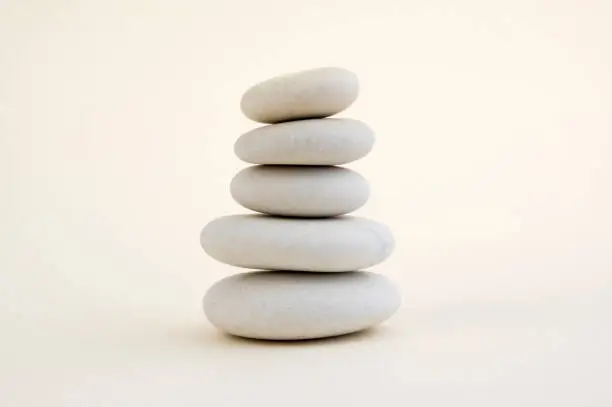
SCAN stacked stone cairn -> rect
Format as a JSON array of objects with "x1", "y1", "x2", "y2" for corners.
[{"x1": 200, "y1": 67, "x2": 400, "y2": 340}]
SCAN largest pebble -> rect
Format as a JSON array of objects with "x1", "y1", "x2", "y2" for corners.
[{"x1": 204, "y1": 271, "x2": 401, "y2": 340}]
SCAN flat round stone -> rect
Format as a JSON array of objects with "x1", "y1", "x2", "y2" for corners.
[
  {"x1": 204, "y1": 271, "x2": 401, "y2": 340},
  {"x1": 234, "y1": 118, "x2": 374, "y2": 165},
  {"x1": 240, "y1": 67, "x2": 359, "y2": 123},
  {"x1": 200, "y1": 215, "x2": 394, "y2": 272},
  {"x1": 230, "y1": 165, "x2": 369, "y2": 217}
]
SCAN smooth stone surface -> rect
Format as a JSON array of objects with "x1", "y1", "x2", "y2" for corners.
[
  {"x1": 230, "y1": 165, "x2": 370, "y2": 217},
  {"x1": 200, "y1": 215, "x2": 394, "y2": 272},
  {"x1": 240, "y1": 67, "x2": 359, "y2": 123},
  {"x1": 234, "y1": 118, "x2": 374, "y2": 165},
  {"x1": 204, "y1": 271, "x2": 401, "y2": 340}
]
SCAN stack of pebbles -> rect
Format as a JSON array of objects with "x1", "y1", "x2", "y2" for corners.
[{"x1": 200, "y1": 67, "x2": 400, "y2": 341}]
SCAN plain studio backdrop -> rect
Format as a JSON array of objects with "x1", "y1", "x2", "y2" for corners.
[{"x1": 1, "y1": 0, "x2": 611, "y2": 405}]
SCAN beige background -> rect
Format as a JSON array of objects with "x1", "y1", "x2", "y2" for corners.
[{"x1": 1, "y1": 0, "x2": 611, "y2": 405}]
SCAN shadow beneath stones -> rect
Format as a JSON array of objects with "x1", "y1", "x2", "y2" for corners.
[{"x1": 210, "y1": 325, "x2": 393, "y2": 347}]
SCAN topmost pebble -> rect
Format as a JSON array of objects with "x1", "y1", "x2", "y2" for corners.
[{"x1": 240, "y1": 67, "x2": 359, "y2": 124}]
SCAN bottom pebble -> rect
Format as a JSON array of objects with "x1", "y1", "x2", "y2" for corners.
[{"x1": 203, "y1": 270, "x2": 401, "y2": 340}]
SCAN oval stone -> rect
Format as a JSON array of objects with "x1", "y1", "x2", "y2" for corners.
[
  {"x1": 240, "y1": 67, "x2": 359, "y2": 123},
  {"x1": 204, "y1": 271, "x2": 401, "y2": 340},
  {"x1": 200, "y1": 215, "x2": 394, "y2": 272},
  {"x1": 230, "y1": 165, "x2": 369, "y2": 217},
  {"x1": 234, "y1": 118, "x2": 374, "y2": 165}
]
